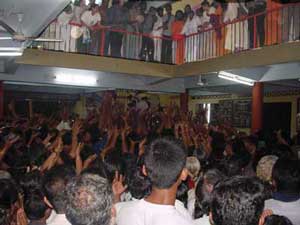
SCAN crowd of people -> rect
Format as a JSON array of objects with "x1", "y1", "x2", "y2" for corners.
[
  {"x1": 43, "y1": 0, "x2": 300, "y2": 63},
  {"x1": 0, "y1": 91, "x2": 300, "y2": 225}
]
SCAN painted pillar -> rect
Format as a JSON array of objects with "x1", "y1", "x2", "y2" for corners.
[
  {"x1": 251, "y1": 82, "x2": 264, "y2": 133},
  {"x1": 180, "y1": 90, "x2": 189, "y2": 113}
]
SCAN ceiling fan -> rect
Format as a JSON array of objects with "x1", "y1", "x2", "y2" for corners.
[{"x1": 0, "y1": 13, "x2": 62, "y2": 42}]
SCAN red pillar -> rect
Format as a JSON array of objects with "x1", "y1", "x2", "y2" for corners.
[
  {"x1": 180, "y1": 90, "x2": 189, "y2": 113},
  {"x1": 251, "y1": 82, "x2": 264, "y2": 133}
]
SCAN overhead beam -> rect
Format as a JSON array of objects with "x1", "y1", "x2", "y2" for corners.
[
  {"x1": 17, "y1": 49, "x2": 174, "y2": 78},
  {"x1": 174, "y1": 42, "x2": 300, "y2": 77}
]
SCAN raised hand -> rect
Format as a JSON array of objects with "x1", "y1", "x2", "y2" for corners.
[{"x1": 112, "y1": 171, "x2": 127, "y2": 203}]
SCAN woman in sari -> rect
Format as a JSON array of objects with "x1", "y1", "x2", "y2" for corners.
[{"x1": 172, "y1": 10, "x2": 185, "y2": 64}]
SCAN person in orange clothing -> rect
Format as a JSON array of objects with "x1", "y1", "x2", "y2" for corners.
[
  {"x1": 172, "y1": 10, "x2": 185, "y2": 64},
  {"x1": 265, "y1": 0, "x2": 283, "y2": 45}
]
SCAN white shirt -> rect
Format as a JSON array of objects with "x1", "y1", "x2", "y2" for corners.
[
  {"x1": 152, "y1": 16, "x2": 163, "y2": 37},
  {"x1": 224, "y1": 3, "x2": 238, "y2": 22},
  {"x1": 81, "y1": 10, "x2": 101, "y2": 27},
  {"x1": 46, "y1": 211, "x2": 71, "y2": 225},
  {"x1": 58, "y1": 11, "x2": 74, "y2": 26},
  {"x1": 116, "y1": 199, "x2": 193, "y2": 225},
  {"x1": 187, "y1": 189, "x2": 196, "y2": 217},
  {"x1": 265, "y1": 198, "x2": 300, "y2": 225},
  {"x1": 56, "y1": 121, "x2": 71, "y2": 131},
  {"x1": 193, "y1": 215, "x2": 211, "y2": 225},
  {"x1": 116, "y1": 199, "x2": 192, "y2": 221},
  {"x1": 181, "y1": 16, "x2": 202, "y2": 35}
]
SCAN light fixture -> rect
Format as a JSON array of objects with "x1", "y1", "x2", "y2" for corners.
[
  {"x1": 218, "y1": 71, "x2": 255, "y2": 86},
  {"x1": 197, "y1": 75, "x2": 205, "y2": 86},
  {"x1": 54, "y1": 74, "x2": 98, "y2": 87},
  {"x1": 0, "y1": 51, "x2": 23, "y2": 56}
]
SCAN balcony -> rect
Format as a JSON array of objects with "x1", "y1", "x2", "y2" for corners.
[{"x1": 31, "y1": 2, "x2": 300, "y2": 67}]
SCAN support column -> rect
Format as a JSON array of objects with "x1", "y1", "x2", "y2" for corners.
[
  {"x1": 251, "y1": 82, "x2": 264, "y2": 133},
  {"x1": 180, "y1": 90, "x2": 189, "y2": 113},
  {"x1": 0, "y1": 81, "x2": 3, "y2": 119}
]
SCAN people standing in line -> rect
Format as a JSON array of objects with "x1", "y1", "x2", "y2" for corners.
[
  {"x1": 140, "y1": 7, "x2": 157, "y2": 62},
  {"x1": 106, "y1": 0, "x2": 126, "y2": 58},
  {"x1": 161, "y1": 4, "x2": 175, "y2": 64},
  {"x1": 152, "y1": 7, "x2": 164, "y2": 62}
]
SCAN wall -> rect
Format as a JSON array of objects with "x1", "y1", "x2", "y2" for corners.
[{"x1": 189, "y1": 94, "x2": 300, "y2": 136}]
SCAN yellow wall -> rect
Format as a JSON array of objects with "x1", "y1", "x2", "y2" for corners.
[{"x1": 189, "y1": 94, "x2": 300, "y2": 136}]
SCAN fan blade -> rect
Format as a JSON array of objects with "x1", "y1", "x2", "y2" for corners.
[
  {"x1": 0, "y1": 20, "x2": 16, "y2": 35},
  {"x1": 30, "y1": 38, "x2": 63, "y2": 42}
]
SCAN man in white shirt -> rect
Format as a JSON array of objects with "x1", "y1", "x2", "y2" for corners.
[
  {"x1": 152, "y1": 7, "x2": 164, "y2": 62},
  {"x1": 264, "y1": 158, "x2": 300, "y2": 225},
  {"x1": 117, "y1": 139, "x2": 193, "y2": 225},
  {"x1": 181, "y1": 11, "x2": 202, "y2": 62},
  {"x1": 44, "y1": 165, "x2": 76, "y2": 225},
  {"x1": 80, "y1": 3, "x2": 101, "y2": 54}
]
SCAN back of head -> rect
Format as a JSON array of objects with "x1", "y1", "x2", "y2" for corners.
[
  {"x1": 128, "y1": 170, "x2": 151, "y2": 199},
  {"x1": 186, "y1": 156, "x2": 201, "y2": 180},
  {"x1": 66, "y1": 173, "x2": 113, "y2": 225},
  {"x1": 272, "y1": 158, "x2": 300, "y2": 195},
  {"x1": 0, "y1": 179, "x2": 18, "y2": 210},
  {"x1": 264, "y1": 215, "x2": 293, "y2": 225},
  {"x1": 256, "y1": 155, "x2": 278, "y2": 183},
  {"x1": 194, "y1": 169, "x2": 225, "y2": 219},
  {"x1": 43, "y1": 165, "x2": 75, "y2": 213},
  {"x1": 144, "y1": 138, "x2": 187, "y2": 189},
  {"x1": 211, "y1": 176, "x2": 266, "y2": 225},
  {"x1": 24, "y1": 190, "x2": 48, "y2": 221}
]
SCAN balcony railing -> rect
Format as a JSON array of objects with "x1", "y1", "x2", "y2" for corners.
[{"x1": 35, "y1": 2, "x2": 300, "y2": 65}]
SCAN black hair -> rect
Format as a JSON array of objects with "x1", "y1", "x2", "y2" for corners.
[
  {"x1": 43, "y1": 165, "x2": 76, "y2": 213},
  {"x1": 194, "y1": 169, "x2": 225, "y2": 219},
  {"x1": 103, "y1": 152, "x2": 125, "y2": 183},
  {"x1": 0, "y1": 179, "x2": 18, "y2": 210},
  {"x1": 62, "y1": 131, "x2": 72, "y2": 146},
  {"x1": 176, "y1": 181, "x2": 188, "y2": 208},
  {"x1": 222, "y1": 152, "x2": 251, "y2": 177},
  {"x1": 264, "y1": 215, "x2": 293, "y2": 225},
  {"x1": 272, "y1": 158, "x2": 300, "y2": 195},
  {"x1": 144, "y1": 139, "x2": 187, "y2": 189},
  {"x1": 24, "y1": 190, "x2": 48, "y2": 221},
  {"x1": 128, "y1": 169, "x2": 151, "y2": 199},
  {"x1": 66, "y1": 174, "x2": 113, "y2": 225},
  {"x1": 211, "y1": 176, "x2": 267, "y2": 225},
  {"x1": 19, "y1": 170, "x2": 43, "y2": 196}
]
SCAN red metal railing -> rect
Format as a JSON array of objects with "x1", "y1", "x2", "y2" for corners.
[{"x1": 36, "y1": 2, "x2": 300, "y2": 65}]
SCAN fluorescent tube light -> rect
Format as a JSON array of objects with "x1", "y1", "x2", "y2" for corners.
[
  {"x1": 0, "y1": 47, "x2": 23, "y2": 51},
  {"x1": 54, "y1": 74, "x2": 98, "y2": 87},
  {"x1": 0, "y1": 51, "x2": 23, "y2": 56},
  {"x1": 218, "y1": 71, "x2": 255, "y2": 86}
]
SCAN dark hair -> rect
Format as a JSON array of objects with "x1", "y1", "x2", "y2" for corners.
[
  {"x1": 211, "y1": 176, "x2": 267, "y2": 225},
  {"x1": 272, "y1": 158, "x2": 300, "y2": 195},
  {"x1": 128, "y1": 170, "x2": 151, "y2": 199},
  {"x1": 194, "y1": 169, "x2": 225, "y2": 219},
  {"x1": 43, "y1": 165, "x2": 75, "y2": 213},
  {"x1": 24, "y1": 190, "x2": 48, "y2": 221},
  {"x1": 66, "y1": 174, "x2": 113, "y2": 225},
  {"x1": 176, "y1": 181, "x2": 188, "y2": 208},
  {"x1": 19, "y1": 170, "x2": 43, "y2": 196},
  {"x1": 62, "y1": 132, "x2": 72, "y2": 146},
  {"x1": 223, "y1": 152, "x2": 251, "y2": 177},
  {"x1": 0, "y1": 179, "x2": 18, "y2": 210},
  {"x1": 144, "y1": 139, "x2": 187, "y2": 189},
  {"x1": 264, "y1": 215, "x2": 293, "y2": 225},
  {"x1": 103, "y1": 153, "x2": 125, "y2": 183}
]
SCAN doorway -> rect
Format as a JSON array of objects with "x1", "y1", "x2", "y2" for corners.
[{"x1": 263, "y1": 102, "x2": 291, "y2": 135}]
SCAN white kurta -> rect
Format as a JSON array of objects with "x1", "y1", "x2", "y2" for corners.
[
  {"x1": 152, "y1": 15, "x2": 163, "y2": 62},
  {"x1": 224, "y1": 3, "x2": 249, "y2": 51},
  {"x1": 181, "y1": 16, "x2": 202, "y2": 62}
]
